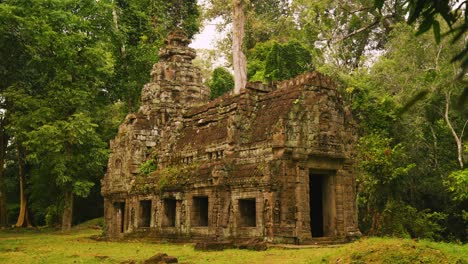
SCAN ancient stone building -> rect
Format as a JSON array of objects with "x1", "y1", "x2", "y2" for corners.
[{"x1": 101, "y1": 30, "x2": 360, "y2": 244}]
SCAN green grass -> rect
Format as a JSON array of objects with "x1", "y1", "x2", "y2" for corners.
[{"x1": 0, "y1": 220, "x2": 466, "y2": 264}]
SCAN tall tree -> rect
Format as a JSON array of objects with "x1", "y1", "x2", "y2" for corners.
[
  {"x1": 0, "y1": 0, "x2": 115, "y2": 230},
  {"x1": 204, "y1": 0, "x2": 296, "y2": 65},
  {"x1": 0, "y1": 113, "x2": 8, "y2": 226},
  {"x1": 232, "y1": 0, "x2": 247, "y2": 93}
]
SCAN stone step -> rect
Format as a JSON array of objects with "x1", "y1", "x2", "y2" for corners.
[{"x1": 301, "y1": 237, "x2": 348, "y2": 245}]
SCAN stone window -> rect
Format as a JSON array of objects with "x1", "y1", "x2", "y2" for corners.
[
  {"x1": 182, "y1": 156, "x2": 193, "y2": 164},
  {"x1": 208, "y1": 150, "x2": 224, "y2": 160},
  {"x1": 163, "y1": 198, "x2": 176, "y2": 227},
  {"x1": 191, "y1": 196, "x2": 209, "y2": 227},
  {"x1": 238, "y1": 198, "x2": 256, "y2": 227},
  {"x1": 139, "y1": 200, "x2": 151, "y2": 228}
]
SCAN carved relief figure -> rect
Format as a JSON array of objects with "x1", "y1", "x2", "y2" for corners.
[
  {"x1": 153, "y1": 202, "x2": 158, "y2": 227},
  {"x1": 273, "y1": 200, "x2": 281, "y2": 224},
  {"x1": 130, "y1": 207, "x2": 135, "y2": 229},
  {"x1": 181, "y1": 201, "x2": 186, "y2": 226},
  {"x1": 227, "y1": 201, "x2": 234, "y2": 227},
  {"x1": 212, "y1": 192, "x2": 219, "y2": 227},
  {"x1": 263, "y1": 199, "x2": 272, "y2": 238},
  {"x1": 222, "y1": 200, "x2": 231, "y2": 228}
]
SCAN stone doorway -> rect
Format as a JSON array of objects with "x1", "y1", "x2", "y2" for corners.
[
  {"x1": 163, "y1": 198, "x2": 177, "y2": 227},
  {"x1": 114, "y1": 202, "x2": 126, "y2": 234},
  {"x1": 192, "y1": 196, "x2": 209, "y2": 227},
  {"x1": 238, "y1": 198, "x2": 256, "y2": 227},
  {"x1": 139, "y1": 200, "x2": 151, "y2": 228},
  {"x1": 309, "y1": 172, "x2": 336, "y2": 237}
]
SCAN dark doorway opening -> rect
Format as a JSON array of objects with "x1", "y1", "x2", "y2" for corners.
[
  {"x1": 139, "y1": 200, "x2": 151, "y2": 227},
  {"x1": 192, "y1": 196, "x2": 209, "y2": 226},
  {"x1": 163, "y1": 198, "x2": 176, "y2": 227},
  {"x1": 114, "y1": 202, "x2": 126, "y2": 233},
  {"x1": 238, "y1": 198, "x2": 256, "y2": 227},
  {"x1": 310, "y1": 174, "x2": 324, "y2": 237}
]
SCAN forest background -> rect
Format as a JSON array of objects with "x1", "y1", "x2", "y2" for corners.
[{"x1": 0, "y1": 0, "x2": 466, "y2": 242}]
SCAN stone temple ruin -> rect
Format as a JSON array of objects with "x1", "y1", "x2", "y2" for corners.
[{"x1": 101, "y1": 30, "x2": 360, "y2": 244}]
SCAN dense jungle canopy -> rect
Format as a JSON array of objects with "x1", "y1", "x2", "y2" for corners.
[{"x1": 0, "y1": 0, "x2": 466, "y2": 241}]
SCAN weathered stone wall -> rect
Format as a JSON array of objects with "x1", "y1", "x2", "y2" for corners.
[{"x1": 102, "y1": 30, "x2": 359, "y2": 243}]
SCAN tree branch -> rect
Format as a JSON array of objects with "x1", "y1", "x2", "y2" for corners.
[
  {"x1": 444, "y1": 92, "x2": 464, "y2": 169},
  {"x1": 336, "y1": 19, "x2": 380, "y2": 42},
  {"x1": 460, "y1": 119, "x2": 468, "y2": 143}
]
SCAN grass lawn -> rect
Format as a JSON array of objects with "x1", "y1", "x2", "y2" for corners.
[{"x1": 0, "y1": 220, "x2": 466, "y2": 264}]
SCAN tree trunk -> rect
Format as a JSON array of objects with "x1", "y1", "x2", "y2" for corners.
[
  {"x1": 444, "y1": 92, "x2": 465, "y2": 169},
  {"x1": 0, "y1": 121, "x2": 7, "y2": 227},
  {"x1": 14, "y1": 143, "x2": 31, "y2": 227},
  {"x1": 61, "y1": 190, "x2": 73, "y2": 232},
  {"x1": 429, "y1": 125, "x2": 440, "y2": 170},
  {"x1": 232, "y1": 0, "x2": 247, "y2": 94}
]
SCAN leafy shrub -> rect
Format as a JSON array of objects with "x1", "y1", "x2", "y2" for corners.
[
  {"x1": 138, "y1": 159, "x2": 157, "y2": 175},
  {"x1": 45, "y1": 205, "x2": 61, "y2": 227},
  {"x1": 377, "y1": 200, "x2": 446, "y2": 240},
  {"x1": 444, "y1": 168, "x2": 468, "y2": 202},
  {"x1": 247, "y1": 40, "x2": 313, "y2": 82},
  {"x1": 208, "y1": 67, "x2": 234, "y2": 99}
]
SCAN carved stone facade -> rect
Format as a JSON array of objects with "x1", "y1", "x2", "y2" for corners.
[{"x1": 101, "y1": 30, "x2": 360, "y2": 243}]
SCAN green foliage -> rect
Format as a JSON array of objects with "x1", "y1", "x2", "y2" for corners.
[
  {"x1": 73, "y1": 181, "x2": 96, "y2": 199},
  {"x1": 292, "y1": 0, "x2": 408, "y2": 70},
  {"x1": 45, "y1": 205, "x2": 61, "y2": 227},
  {"x1": 444, "y1": 143, "x2": 468, "y2": 204},
  {"x1": 374, "y1": 0, "x2": 467, "y2": 76},
  {"x1": 445, "y1": 169, "x2": 468, "y2": 202},
  {"x1": 247, "y1": 40, "x2": 313, "y2": 82},
  {"x1": 343, "y1": 22, "x2": 466, "y2": 241},
  {"x1": 6, "y1": 203, "x2": 19, "y2": 225},
  {"x1": 244, "y1": 0, "x2": 295, "y2": 50},
  {"x1": 138, "y1": 159, "x2": 157, "y2": 176},
  {"x1": 0, "y1": 0, "x2": 115, "y2": 225},
  {"x1": 156, "y1": 163, "x2": 200, "y2": 191},
  {"x1": 357, "y1": 134, "x2": 416, "y2": 210},
  {"x1": 378, "y1": 200, "x2": 446, "y2": 240},
  {"x1": 204, "y1": 0, "x2": 296, "y2": 59},
  {"x1": 208, "y1": 67, "x2": 234, "y2": 99},
  {"x1": 23, "y1": 112, "x2": 109, "y2": 204},
  {"x1": 152, "y1": 0, "x2": 200, "y2": 39},
  {"x1": 345, "y1": 83, "x2": 398, "y2": 135}
]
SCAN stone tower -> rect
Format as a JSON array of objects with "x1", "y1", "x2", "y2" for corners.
[
  {"x1": 139, "y1": 29, "x2": 210, "y2": 119},
  {"x1": 101, "y1": 30, "x2": 209, "y2": 198}
]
